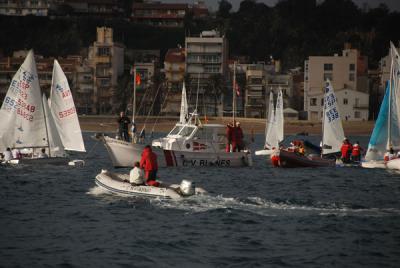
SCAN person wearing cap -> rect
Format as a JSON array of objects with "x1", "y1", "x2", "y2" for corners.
[{"x1": 351, "y1": 141, "x2": 362, "y2": 162}]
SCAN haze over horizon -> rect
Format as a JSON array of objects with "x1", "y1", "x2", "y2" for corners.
[{"x1": 162, "y1": 0, "x2": 399, "y2": 11}]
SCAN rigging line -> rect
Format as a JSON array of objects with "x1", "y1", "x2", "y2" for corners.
[
  {"x1": 135, "y1": 82, "x2": 151, "y2": 117},
  {"x1": 142, "y1": 83, "x2": 163, "y2": 129},
  {"x1": 151, "y1": 84, "x2": 172, "y2": 134}
]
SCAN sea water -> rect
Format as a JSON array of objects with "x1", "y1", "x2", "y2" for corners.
[{"x1": 0, "y1": 133, "x2": 399, "y2": 267}]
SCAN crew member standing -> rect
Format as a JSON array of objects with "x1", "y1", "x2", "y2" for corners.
[
  {"x1": 225, "y1": 123, "x2": 233, "y2": 152},
  {"x1": 117, "y1": 111, "x2": 130, "y2": 142},
  {"x1": 235, "y1": 122, "x2": 244, "y2": 151},
  {"x1": 351, "y1": 142, "x2": 362, "y2": 162},
  {"x1": 341, "y1": 139, "x2": 351, "y2": 163},
  {"x1": 140, "y1": 145, "x2": 159, "y2": 186}
]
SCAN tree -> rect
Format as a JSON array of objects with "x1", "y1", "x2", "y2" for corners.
[{"x1": 217, "y1": 0, "x2": 232, "y2": 19}]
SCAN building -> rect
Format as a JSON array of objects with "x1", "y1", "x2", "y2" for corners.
[
  {"x1": 88, "y1": 27, "x2": 124, "y2": 114},
  {"x1": 244, "y1": 63, "x2": 265, "y2": 118},
  {"x1": 131, "y1": 1, "x2": 208, "y2": 27},
  {"x1": 51, "y1": 0, "x2": 123, "y2": 17},
  {"x1": 304, "y1": 44, "x2": 369, "y2": 121},
  {"x1": 164, "y1": 48, "x2": 185, "y2": 90},
  {"x1": 185, "y1": 30, "x2": 228, "y2": 116},
  {"x1": 0, "y1": 0, "x2": 50, "y2": 16}
]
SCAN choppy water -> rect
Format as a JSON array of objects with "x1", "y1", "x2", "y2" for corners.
[{"x1": 1, "y1": 133, "x2": 400, "y2": 267}]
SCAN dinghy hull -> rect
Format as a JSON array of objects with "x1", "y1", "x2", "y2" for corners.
[
  {"x1": 95, "y1": 170, "x2": 205, "y2": 199},
  {"x1": 7, "y1": 157, "x2": 69, "y2": 165},
  {"x1": 386, "y1": 159, "x2": 400, "y2": 170},
  {"x1": 273, "y1": 150, "x2": 336, "y2": 168}
]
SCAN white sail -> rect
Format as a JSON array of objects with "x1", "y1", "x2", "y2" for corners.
[
  {"x1": 42, "y1": 94, "x2": 65, "y2": 157},
  {"x1": 275, "y1": 89, "x2": 284, "y2": 142},
  {"x1": 322, "y1": 80, "x2": 345, "y2": 155},
  {"x1": 179, "y1": 82, "x2": 188, "y2": 124},
  {"x1": 389, "y1": 42, "x2": 400, "y2": 150},
  {"x1": 50, "y1": 60, "x2": 85, "y2": 152},
  {"x1": 264, "y1": 91, "x2": 279, "y2": 149},
  {"x1": 0, "y1": 50, "x2": 48, "y2": 151}
]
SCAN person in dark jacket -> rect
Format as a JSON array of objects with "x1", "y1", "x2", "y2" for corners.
[
  {"x1": 117, "y1": 111, "x2": 130, "y2": 142},
  {"x1": 140, "y1": 145, "x2": 159, "y2": 186},
  {"x1": 232, "y1": 121, "x2": 244, "y2": 152}
]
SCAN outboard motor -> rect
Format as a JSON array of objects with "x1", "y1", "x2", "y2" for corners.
[{"x1": 179, "y1": 180, "x2": 195, "y2": 196}]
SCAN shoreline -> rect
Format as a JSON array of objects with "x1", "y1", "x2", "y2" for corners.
[{"x1": 78, "y1": 115, "x2": 375, "y2": 136}]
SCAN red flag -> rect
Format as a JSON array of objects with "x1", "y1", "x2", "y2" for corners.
[
  {"x1": 135, "y1": 73, "x2": 141, "y2": 85},
  {"x1": 234, "y1": 81, "x2": 240, "y2": 96}
]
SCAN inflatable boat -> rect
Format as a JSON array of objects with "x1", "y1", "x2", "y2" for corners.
[{"x1": 95, "y1": 170, "x2": 206, "y2": 199}]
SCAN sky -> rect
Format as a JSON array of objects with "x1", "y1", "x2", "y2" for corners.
[{"x1": 162, "y1": 0, "x2": 400, "y2": 11}]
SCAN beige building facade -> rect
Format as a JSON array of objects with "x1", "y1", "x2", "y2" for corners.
[
  {"x1": 88, "y1": 27, "x2": 124, "y2": 114},
  {"x1": 304, "y1": 45, "x2": 369, "y2": 121}
]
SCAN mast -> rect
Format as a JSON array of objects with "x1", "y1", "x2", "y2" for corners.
[
  {"x1": 40, "y1": 93, "x2": 52, "y2": 157},
  {"x1": 321, "y1": 80, "x2": 327, "y2": 156},
  {"x1": 132, "y1": 67, "x2": 137, "y2": 123},
  {"x1": 233, "y1": 61, "x2": 236, "y2": 124},
  {"x1": 388, "y1": 47, "x2": 394, "y2": 150},
  {"x1": 194, "y1": 73, "x2": 200, "y2": 122}
]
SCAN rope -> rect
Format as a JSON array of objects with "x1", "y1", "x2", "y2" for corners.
[{"x1": 151, "y1": 85, "x2": 172, "y2": 135}]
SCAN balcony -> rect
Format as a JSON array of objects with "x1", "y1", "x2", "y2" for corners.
[{"x1": 353, "y1": 105, "x2": 368, "y2": 110}]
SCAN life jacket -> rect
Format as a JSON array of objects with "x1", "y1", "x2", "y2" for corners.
[
  {"x1": 341, "y1": 143, "x2": 350, "y2": 158},
  {"x1": 140, "y1": 147, "x2": 158, "y2": 171},
  {"x1": 352, "y1": 145, "x2": 360, "y2": 156},
  {"x1": 271, "y1": 154, "x2": 280, "y2": 167}
]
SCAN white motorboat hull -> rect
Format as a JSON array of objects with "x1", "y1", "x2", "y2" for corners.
[
  {"x1": 95, "y1": 170, "x2": 205, "y2": 199},
  {"x1": 386, "y1": 158, "x2": 400, "y2": 170},
  {"x1": 361, "y1": 160, "x2": 386, "y2": 169},
  {"x1": 5, "y1": 157, "x2": 69, "y2": 165},
  {"x1": 103, "y1": 136, "x2": 252, "y2": 168}
]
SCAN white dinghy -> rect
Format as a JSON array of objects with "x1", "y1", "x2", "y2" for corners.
[
  {"x1": 255, "y1": 89, "x2": 284, "y2": 156},
  {"x1": 95, "y1": 170, "x2": 206, "y2": 199}
]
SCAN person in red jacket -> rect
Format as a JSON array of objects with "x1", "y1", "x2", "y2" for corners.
[
  {"x1": 351, "y1": 142, "x2": 362, "y2": 162},
  {"x1": 340, "y1": 138, "x2": 352, "y2": 163},
  {"x1": 231, "y1": 121, "x2": 244, "y2": 152},
  {"x1": 140, "y1": 145, "x2": 159, "y2": 187}
]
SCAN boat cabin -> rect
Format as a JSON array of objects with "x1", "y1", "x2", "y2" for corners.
[{"x1": 152, "y1": 123, "x2": 227, "y2": 152}]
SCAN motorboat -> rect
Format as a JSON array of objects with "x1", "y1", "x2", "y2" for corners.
[{"x1": 95, "y1": 169, "x2": 206, "y2": 199}]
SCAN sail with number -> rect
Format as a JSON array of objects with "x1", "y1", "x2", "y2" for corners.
[
  {"x1": 0, "y1": 50, "x2": 48, "y2": 151},
  {"x1": 322, "y1": 80, "x2": 345, "y2": 155},
  {"x1": 179, "y1": 82, "x2": 188, "y2": 124},
  {"x1": 365, "y1": 42, "x2": 400, "y2": 161},
  {"x1": 42, "y1": 94, "x2": 65, "y2": 157},
  {"x1": 264, "y1": 91, "x2": 279, "y2": 149},
  {"x1": 275, "y1": 89, "x2": 284, "y2": 142},
  {"x1": 50, "y1": 60, "x2": 85, "y2": 152}
]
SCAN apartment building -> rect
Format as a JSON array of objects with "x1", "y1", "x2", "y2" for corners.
[
  {"x1": 0, "y1": 0, "x2": 50, "y2": 16},
  {"x1": 131, "y1": 1, "x2": 208, "y2": 27},
  {"x1": 244, "y1": 63, "x2": 265, "y2": 118},
  {"x1": 185, "y1": 30, "x2": 228, "y2": 115},
  {"x1": 88, "y1": 27, "x2": 124, "y2": 114},
  {"x1": 304, "y1": 44, "x2": 369, "y2": 121}
]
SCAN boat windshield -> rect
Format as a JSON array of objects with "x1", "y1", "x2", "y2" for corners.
[
  {"x1": 178, "y1": 126, "x2": 195, "y2": 137},
  {"x1": 168, "y1": 125, "x2": 182, "y2": 136}
]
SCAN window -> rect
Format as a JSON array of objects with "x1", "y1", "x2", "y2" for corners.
[
  {"x1": 349, "y1": 63, "x2": 355, "y2": 71},
  {"x1": 179, "y1": 126, "x2": 195, "y2": 137},
  {"x1": 324, "y1": 63, "x2": 333, "y2": 71},
  {"x1": 354, "y1": 111, "x2": 361, "y2": 118},
  {"x1": 349, "y1": 73, "x2": 355, "y2": 81},
  {"x1": 168, "y1": 126, "x2": 182, "y2": 136},
  {"x1": 97, "y1": 47, "x2": 110, "y2": 56},
  {"x1": 323, "y1": 73, "x2": 333, "y2": 81},
  {"x1": 355, "y1": 98, "x2": 359, "y2": 107},
  {"x1": 343, "y1": 98, "x2": 348, "y2": 105},
  {"x1": 321, "y1": 98, "x2": 324, "y2": 106},
  {"x1": 310, "y1": 98, "x2": 317, "y2": 106}
]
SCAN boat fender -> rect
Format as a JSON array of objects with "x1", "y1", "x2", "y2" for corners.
[
  {"x1": 179, "y1": 180, "x2": 195, "y2": 196},
  {"x1": 101, "y1": 169, "x2": 108, "y2": 174}
]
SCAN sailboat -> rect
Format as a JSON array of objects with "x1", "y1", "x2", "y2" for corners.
[
  {"x1": 272, "y1": 80, "x2": 343, "y2": 167},
  {"x1": 0, "y1": 50, "x2": 68, "y2": 165},
  {"x1": 102, "y1": 74, "x2": 252, "y2": 168},
  {"x1": 363, "y1": 42, "x2": 400, "y2": 169},
  {"x1": 50, "y1": 60, "x2": 86, "y2": 153},
  {"x1": 255, "y1": 89, "x2": 284, "y2": 155}
]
